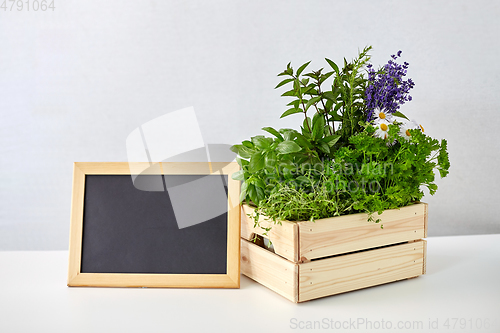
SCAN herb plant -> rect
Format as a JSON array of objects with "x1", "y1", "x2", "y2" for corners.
[{"x1": 231, "y1": 47, "x2": 450, "y2": 231}]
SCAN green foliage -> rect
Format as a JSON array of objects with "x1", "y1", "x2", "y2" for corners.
[
  {"x1": 251, "y1": 176, "x2": 354, "y2": 234},
  {"x1": 230, "y1": 47, "x2": 450, "y2": 233},
  {"x1": 330, "y1": 124, "x2": 450, "y2": 218},
  {"x1": 275, "y1": 46, "x2": 372, "y2": 146},
  {"x1": 249, "y1": 123, "x2": 450, "y2": 231}
]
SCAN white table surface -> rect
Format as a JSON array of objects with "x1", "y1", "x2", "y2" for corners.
[{"x1": 1, "y1": 234, "x2": 499, "y2": 333}]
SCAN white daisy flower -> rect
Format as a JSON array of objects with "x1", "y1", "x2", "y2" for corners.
[
  {"x1": 374, "y1": 119, "x2": 390, "y2": 139},
  {"x1": 407, "y1": 119, "x2": 424, "y2": 132},
  {"x1": 400, "y1": 119, "x2": 424, "y2": 141},
  {"x1": 400, "y1": 125, "x2": 412, "y2": 141},
  {"x1": 373, "y1": 108, "x2": 394, "y2": 124}
]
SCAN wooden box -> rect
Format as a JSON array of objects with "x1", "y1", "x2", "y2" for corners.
[{"x1": 240, "y1": 203, "x2": 427, "y2": 302}]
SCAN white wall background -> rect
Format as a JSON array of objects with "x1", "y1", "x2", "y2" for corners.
[{"x1": 1, "y1": 0, "x2": 499, "y2": 250}]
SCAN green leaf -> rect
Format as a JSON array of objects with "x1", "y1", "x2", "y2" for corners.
[
  {"x1": 353, "y1": 77, "x2": 367, "y2": 88},
  {"x1": 247, "y1": 184, "x2": 257, "y2": 204},
  {"x1": 303, "y1": 117, "x2": 312, "y2": 133},
  {"x1": 280, "y1": 108, "x2": 302, "y2": 118},
  {"x1": 281, "y1": 89, "x2": 296, "y2": 97},
  {"x1": 248, "y1": 152, "x2": 265, "y2": 172},
  {"x1": 230, "y1": 144, "x2": 253, "y2": 158},
  {"x1": 286, "y1": 99, "x2": 301, "y2": 108},
  {"x1": 294, "y1": 133, "x2": 313, "y2": 149},
  {"x1": 296, "y1": 61, "x2": 311, "y2": 76},
  {"x1": 325, "y1": 58, "x2": 339, "y2": 73},
  {"x1": 265, "y1": 151, "x2": 277, "y2": 167},
  {"x1": 323, "y1": 135, "x2": 340, "y2": 147},
  {"x1": 262, "y1": 127, "x2": 284, "y2": 141},
  {"x1": 427, "y1": 183, "x2": 438, "y2": 195},
  {"x1": 275, "y1": 78, "x2": 294, "y2": 89},
  {"x1": 241, "y1": 140, "x2": 254, "y2": 148},
  {"x1": 251, "y1": 135, "x2": 271, "y2": 150},
  {"x1": 296, "y1": 176, "x2": 311, "y2": 185},
  {"x1": 323, "y1": 91, "x2": 336, "y2": 101},
  {"x1": 312, "y1": 113, "x2": 325, "y2": 140},
  {"x1": 320, "y1": 71, "x2": 334, "y2": 83},
  {"x1": 276, "y1": 141, "x2": 302, "y2": 154},
  {"x1": 324, "y1": 125, "x2": 333, "y2": 136},
  {"x1": 393, "y1": 111, "x2": 410, "y2": 121},
  {"x1": 328, "y1": 112, "x2": 342, "y2": 122},
  {"x1": 254, "y1": 178, "x2": 267, "y2": 190},
  {"x1": 317, "y1": 141, "x2": 330, "y2": 154},
  {"x1": 239, "y1": 181, "x2": 248, "y2": 203},
  {"x1": 325, "y1": 98, "x2": 333, "y2": 111},
  {"x1": 279, "y1": 128, "x2": 298, "y2": 141},
  {"x1": 305, "y1": 96, "x2": 321, "y2": 111},
  {"x1": 254, "y1": 185, "x2": 265, "y2": 204},
  {"x1": 333, "y1": 102, "x2": 342, "y2": 113},
  {"x1": 229, "y1": 144, "x2": 240, "y2": 154},
  {"x1": 301, "y1": 86, "x2": 317, "y2": 95},
  {"x1": 231, "y1": 169, "x2": 245, "y2": 181},
  {"x1": 236, "y1": 157, "x2": 248, "y2": 167}
]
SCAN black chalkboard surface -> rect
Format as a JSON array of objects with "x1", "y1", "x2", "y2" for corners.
[{"x1": 68, "y1": 162, "x2": 240, "y2": 288}]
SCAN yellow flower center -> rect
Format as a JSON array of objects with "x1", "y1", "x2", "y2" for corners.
[
  {"x1": 380, "y1": 123, "x2": 388, "y2": 131},
  {"x1": 405, "y1": 129, "x2": 411, "y2": 136},
  {"x1": 419, "y1": 124, "x2": 424, "y2": 132},
  {"x1": 379, "y1": 112, "x2": 386, "y2": 119}
]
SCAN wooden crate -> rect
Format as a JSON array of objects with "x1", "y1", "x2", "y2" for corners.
[{"x1": 240, "y1": 203, "x2": 427, "y2": 302}]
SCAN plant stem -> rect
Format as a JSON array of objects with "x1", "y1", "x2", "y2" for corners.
[
  {"x1": 317, "y1": 84, "x2": 335, "y2": 135},
  {"x1": 293, "y1": 74, "x2": 313, "y2": 134},
  {"x1": 301, "y1": 100, "x2": 312, "y2": 133}
]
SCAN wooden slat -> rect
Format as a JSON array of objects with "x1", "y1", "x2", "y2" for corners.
[
  {"x1": 161, "y1": 162, "x2": 239, "y2": 175},
  {"x1": 298, "y1": 240, "x2": 425, "y2": 302},
  {"x1": 423, "y1": 202, "x2": 428, "y2": 237},
  {"x1": 75, "y1": 162, "x2": 239, "y2": 176},
  {"x1": 211, "y1": 162, "x2": 240, "y2": 175},
  {"x1": 423, "y1": 239, "x2": 427, "y2": 274},
  {"x1": 67, "y1": 163, "x2": 86, "y2": 284},
  {"x1": 75, "y1": 162, "x2": 156, "y2": 175},
  {"x1": 298, "y1": 203, "x2": 427, "y2": 261},
  {"x1": 240, "y1": 205, "x2": 298, "y2": 262},
  {"x1": 240, "y1": 239, "x2": 298, "y2": 302},
  {"x1": 69, "y1": 273, "x2": 238, "y2": 288},
  {"x1": 226, "y1": 172, "x2": 241, "y2": 288}
]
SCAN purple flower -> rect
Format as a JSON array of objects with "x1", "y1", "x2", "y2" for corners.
[{"x1": 364, "y1": 51, "x2": 415, "y2": 121}]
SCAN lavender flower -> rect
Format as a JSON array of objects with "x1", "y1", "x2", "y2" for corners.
[{"x1": 365, "y1": 51, "x2": 415, "y2": 121}]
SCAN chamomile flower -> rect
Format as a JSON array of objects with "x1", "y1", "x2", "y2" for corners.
[
  {"x1": 400, "y1": 119, "x2": 424, "y2": 140},
  {"x1": 372, "y1": 108, "x2": 394, "y2": 124},
  {"x1": 374, "y1": 119, "x2": 390, "y2": 139},
  {"x1": 400, "y1": 124, "x2": 413, "y2": 141}
]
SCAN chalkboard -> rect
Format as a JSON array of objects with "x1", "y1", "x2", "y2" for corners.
[{"x1": 68, "y1": 162, "x2": 240, "y2": 288}]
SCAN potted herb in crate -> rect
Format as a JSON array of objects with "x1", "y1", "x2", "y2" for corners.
[{"x1": 231, "y1": 46, "x2": 450, "y2": 302}]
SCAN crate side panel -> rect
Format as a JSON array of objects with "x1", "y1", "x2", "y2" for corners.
[
  {"x1": 423, "y1": 239, "x2": 427, "y2": 274},
  {"x1": 298, "y1": 240, "x2": 425, "y2": 302},
  {"x1": 241, "y1": 205, "x2": 298, "y2": 262},
  {"x1": 299, "y1": 203, "x2": 426, "y2": 260},
  {"x1": 240, "y1": 239, "x2": 298, "y2": 302}
]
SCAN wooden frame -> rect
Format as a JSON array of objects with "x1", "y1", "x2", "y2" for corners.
[{"x1": 68, "y1": 162, "x2": 240, "y2": 288}]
